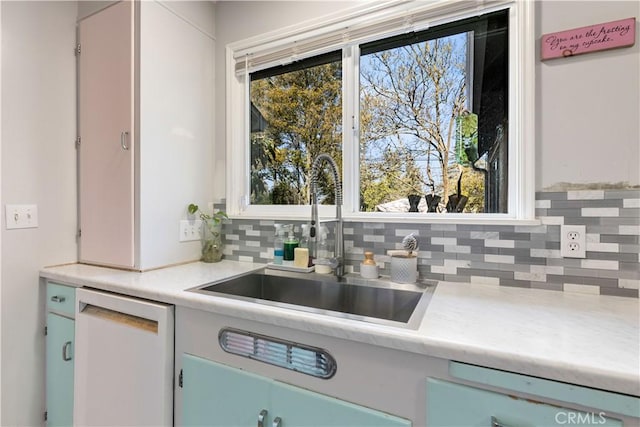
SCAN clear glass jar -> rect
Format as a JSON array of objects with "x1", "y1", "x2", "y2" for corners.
[{"x1": 201, "y1": 220, "x2": 224, "y2": 263}]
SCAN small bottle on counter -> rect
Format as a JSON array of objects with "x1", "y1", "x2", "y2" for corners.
[
  {"x1": 296, "y1": 224, "x2": 313, "y2": 267},
  {"x1": 283, "y1": 225, "x2": 299, "y2": 264},
  {"x1": 360, "y1": 251, "x2": 379, "y2": 279},
  {"x1": 273, "y1": 224, "x2": 285, "y2": 265},
  {"x1": 314, "y1": 225, "x2": 333, "y2": 274},
  {"x1": 293, "y1": 247, "x2": 309, "y2": 268}
]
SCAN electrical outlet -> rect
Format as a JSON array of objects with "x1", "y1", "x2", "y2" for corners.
[
  {"x1": 561, "y1": 225, "x2": 586, "y2": 258},
  {"x1": 179, "y1": 220, "x2": 202, "y2": 242}
]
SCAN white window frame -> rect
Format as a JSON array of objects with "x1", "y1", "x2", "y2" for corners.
[{"x1": 226, "y1": 0, "x2": 536, "y2": 224}]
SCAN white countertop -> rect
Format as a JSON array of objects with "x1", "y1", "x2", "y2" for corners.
[{"x1": 40, "y1": 260, "x2": 640, "y2": 397}]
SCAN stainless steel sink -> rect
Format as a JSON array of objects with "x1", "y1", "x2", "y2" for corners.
[{"x1": 189, "y1": 269, "x2": 434, "y2": 329}]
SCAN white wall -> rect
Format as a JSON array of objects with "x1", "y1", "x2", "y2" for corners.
[
  {"x1": 77, "y1": 0, "x2": 114, "y2": 20},
  {"x1": 214, "y1": 0, "x2": 640, "y2": 197},
  {"x1": 78, "y1": 1, "x2": 214, "y2": 38},
  {"x1": 537, "y1": 1, "x2": 640, "y2": 189},
  {"x1": 160, "y1": 1, "x2": 215, "y2": 39},
  {"x1": 1, "y1": 1, "x2": 78, "y2": 425},
  {"x1": 0, "y1": 1, "x2": 3, "y2": 422}
]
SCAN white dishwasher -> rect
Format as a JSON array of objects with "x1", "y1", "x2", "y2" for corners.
[{"x1": 74, "y1": 288, "x2": 174, "y2": 426}]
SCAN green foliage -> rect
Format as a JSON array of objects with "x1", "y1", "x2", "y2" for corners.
[
  {"x1": 458, "y1": 166, "x2": 485, "y2": 213},
  {"x1": 455, "y1": 113, "x2": 479, "y2": 166},
  {"x1": 188, "y1": 203, "x2": 228, "y2": 224},
  {"x1": 359, "y1": 148, "x2": 426, "y2": 211},
  {"x1": 250, "y1": 61, "x2": 342, "y2": 205}
]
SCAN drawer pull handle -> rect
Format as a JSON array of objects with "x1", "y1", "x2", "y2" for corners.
[
  {"x1": 51, "y1": 295, "x2": 66, "y2": 303},
  {"x1": 257, "y1": 409, "x2": 268, "y2": 427},
  {"x1": 272, "y1": 417, "x2": 282, "y2": 427},
  {"x1": 62, "y1": 341, "x2": 72, "y2": 361},
  {"x1": 491, "y1": 416, "x2": 513, "y2": 427}
]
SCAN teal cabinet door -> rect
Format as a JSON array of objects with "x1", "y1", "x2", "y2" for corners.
[
  {"x1": 272, "y1": 381, "x2": 411, "y2": 427},
  {"x1": 182, "y1": 354, "x2": 271, "y2": 427},
  {"x1": 427, "y1": 379, "x2": 623, "y2": 427},
  {"x1": 46, "y1": 312, "x2": 74, "y2": 427},
  {"x1": 182, "y1": 355, "x2": 411, "y2": 427}
]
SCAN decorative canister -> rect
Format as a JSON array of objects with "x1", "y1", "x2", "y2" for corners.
[
  {"x1": 390, "y1": 252, "x2": 417, "y2": 284},
  {"x1": 360, "y1": 251, "x2": 379, "y2": 279}
]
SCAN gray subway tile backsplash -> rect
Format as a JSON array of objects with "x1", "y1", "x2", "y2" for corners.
[{"x1": 216, "y1": 189, "x2": 640, "y2": 297}]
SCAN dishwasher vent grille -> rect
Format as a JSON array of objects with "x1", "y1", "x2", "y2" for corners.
[{"x1": 218, "y1": 327, "x2": 336, "y2": 379}]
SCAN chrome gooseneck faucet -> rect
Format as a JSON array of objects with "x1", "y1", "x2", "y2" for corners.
[{"x1": 309, "y1": 154, "x2": 344, "y2": 279}]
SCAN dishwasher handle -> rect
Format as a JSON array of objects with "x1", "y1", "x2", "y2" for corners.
[{"x1": 80, "y1": 303, "x2": 158, "y2": 334}]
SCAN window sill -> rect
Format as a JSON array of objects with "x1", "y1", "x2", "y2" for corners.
[
  {"x1": 228, "y1": 211, "x2": 541, "y2": 227},
  {"x1": 343, "y1": 213, "x2": 541, "y2": 226}
]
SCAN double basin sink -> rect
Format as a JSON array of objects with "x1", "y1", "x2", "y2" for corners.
[{"x1": 189, "y1": 269, "x2": 434, "y2": 329}]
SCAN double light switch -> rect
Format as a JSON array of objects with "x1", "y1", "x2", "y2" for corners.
[{"x1": 5, "y1": 204, "x2": 39, "y2": 229}]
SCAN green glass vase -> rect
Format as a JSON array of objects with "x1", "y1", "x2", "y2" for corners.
[{"x1": 201, "y1": 220, "x2": 224, "y2": 263}]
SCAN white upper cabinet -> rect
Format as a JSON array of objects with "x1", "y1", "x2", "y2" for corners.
[
  {"x1": 78, "y1": 1, "x2": 215, "y2": 270},
  {"x1": 78, "y1": 0, "x2": 135, "y2": 268}
]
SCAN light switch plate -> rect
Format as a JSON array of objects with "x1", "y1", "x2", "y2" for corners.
[
  {"x1": 180, "y1": 219, "x2": 202, "y2": 242},
  {"x1": 5, "y1": 204, "x2": 38, "y2": 229}
]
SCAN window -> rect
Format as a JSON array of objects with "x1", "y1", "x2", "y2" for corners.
[
  {"x1": 359, "y1": 11, "x2": 508, "y2": 214},
  {"x1": 249, "y1": 52, "x2": 343, "y2": 206},
  {"x1": 227, "y1": 0, "x2": 535, "y2": 222}
]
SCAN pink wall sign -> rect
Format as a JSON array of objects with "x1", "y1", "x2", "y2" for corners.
[{"x1": 541, "y1": 17, "x2": 636, "y2": 60}]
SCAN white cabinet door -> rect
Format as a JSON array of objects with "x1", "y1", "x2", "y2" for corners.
[{"x1": 78, "y1": 1, "x2": 135, "y2": 268}]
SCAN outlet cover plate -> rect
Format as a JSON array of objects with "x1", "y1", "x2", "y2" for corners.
[{"x1": 560, "y1": 225, "x2": 586, "y2": 258}]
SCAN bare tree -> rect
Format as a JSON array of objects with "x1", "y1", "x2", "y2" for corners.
[{"x1": 360, "y1": 35, "x2": 468, "y2": 207}]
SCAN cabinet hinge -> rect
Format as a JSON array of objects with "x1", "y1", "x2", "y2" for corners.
[
  {"x1": 77, "y1": 229, "x2": 82, "y2": 240},
  {"x1": 44, "y1": 326, "x2": 47, "y2": 336},
  {"x1": 75, "y1": 136, "x2": 81, "y2": 148},
  {"x1": 179, "y1": 369, "x2": 183, "y2": 388},
  {"x1": 44, "y1": 411, "x2": 47, "y2": 421},
  {"x1": 75, "y1": 44, "x2": 81, "y2": 56}
]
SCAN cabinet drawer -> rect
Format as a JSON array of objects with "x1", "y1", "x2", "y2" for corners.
[
  {"x1": 47, "y1": 282, "x2": 76, "y2": 316},
  {"x1": 427, "y1": 378, "x2": 623, "y2": 427},
  {"x1": 449, "y1": 362, "x2": 640, "y2": 418}
]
